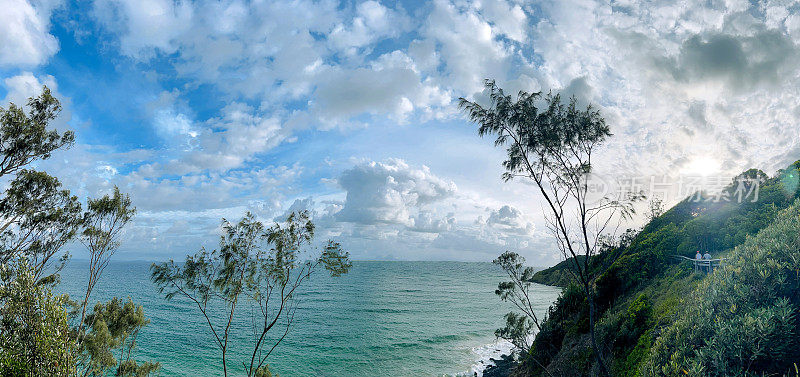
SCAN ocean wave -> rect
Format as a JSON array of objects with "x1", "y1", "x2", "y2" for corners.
[
  {"x1": 453, "y1": 332, "x2": 540, "y2": 377},
  {"x1": 447, "y1": 338, "x2": 515, "y2": 377}
]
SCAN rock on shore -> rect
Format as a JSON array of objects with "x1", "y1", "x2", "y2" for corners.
[{"x1": 481, "y1": 353, "x2": 515, "y2": 377}]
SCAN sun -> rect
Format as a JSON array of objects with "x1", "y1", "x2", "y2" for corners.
[{"x1": 682, "y1": 156, "x2": 721, "y2": 176}]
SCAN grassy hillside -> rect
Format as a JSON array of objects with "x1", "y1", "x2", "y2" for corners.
[
  {"x1": 530, "y1": 256, "x2": 586, "y2": 287},
  {"x1": 517, "y1": 161, "x2": 800, "y2": 377},
  {"x1": 642, "y1": 199, "x2": 800, "y2": 376}
]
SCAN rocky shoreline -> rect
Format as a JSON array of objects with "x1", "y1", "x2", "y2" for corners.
[{"x1": 480, "y1": 353, "x2": 515, "y2": 377}]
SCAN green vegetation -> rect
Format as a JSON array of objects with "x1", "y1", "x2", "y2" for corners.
[
  {"x1": 0, "y1": 89, "x2": 157, "y2": 376},
  {"x1": 4, "y1": 86, "x2": 799, "y2": 377},
  {"x1": 0, "y1": 259, "x2": 76, "y2": 376},
  {"x1": 151, "y1": 211, "x2": 352, "y2": 377},
  {"x1": 461, "y1": 80, "x2": 642, "y2": 377},
  {"x1": 493, "y1": 251, "x2": 547, "y2": 352},
  {"x1": 510, "y1": 160, "x2": 800, "y2": 376},
  {"x1": 462, "y1": 81, "x2": 800, "y2": 377},
  {"x1": 642, "y1": 199, "x2": 800, "y2": 376},
  {"x1": 81, "y1": 298, "x2": 160, "y2": 377},
  {"x1": 0, "y1": 88, "x2": 346, "y2": 377}
]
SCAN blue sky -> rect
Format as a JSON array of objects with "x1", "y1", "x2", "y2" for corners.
[{"x1": 2, "y1": 0, "x2": 800, "y2": 264}]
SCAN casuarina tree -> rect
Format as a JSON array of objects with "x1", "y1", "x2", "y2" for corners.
[
  {"x1": 151, "y1": 210, "x2": 351, "y2": 377},
  {"x1": 460, "y1": 79, "x2": 641, "y2": 376}
]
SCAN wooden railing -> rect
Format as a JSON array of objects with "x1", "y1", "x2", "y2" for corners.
[{"x1": 673, "y1": 255, "x2": 727, "y2": 273}]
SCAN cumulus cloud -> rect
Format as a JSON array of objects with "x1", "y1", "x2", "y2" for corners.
[
  {"x1": 517, "y1": 0, "x2": 800, "y2": 184},
  {"x1": 474, "y1": 0, "x2": 528, "y2": 43},
  {"x1": 663, "y1": 30, "x2": 797, "y2": 92},
  {"x1": 2, "y1": 72, "x2": 58, "y2": 105},
  {"x1": 38, "y1": 142, "x2": 298, "y2": 218},
  {"x1": 486, "y1": 205, "x2": 533, "y2": 235},
  {"x1": 274, "y1": 197, "x2": 315, "y2": 222},
  {"x1": 184, "y1": 103, "x2": 285, "y2": 172},
  {"x1": 85, "y1": 0, "x2": 537, "y2": 129},
  {"x1": 136, "y1": 102, "x2": 287, "y2": 176},
  {"x1": 328, "y1": 0, "x2": 409, "y2": 54},
  {"x1": 421, "y1": 0, "x2": 519, "y2": 95},
  {"x1": 80, "y1": 0, "x2": 800, "y2": 179},
  {"x1": 408, "y1": 211, "x2": 455, "y2": 233},
  {"x1": 2, "y1": 72, "x2": 73, "y2": 131},
  {"x1": 313, "y1": 62, "x2": 420, "y2": 124},
  {"x1": 336, "y1": 159, "x2": 456, "y2": 226},
  {"x1": 427, "y1": 204, "x2": 545, "y2": 260},
  {"x1": 0, "y1": 0, "x2": 61, "y2": 67},
  {"x1": 274, "y1": 159, "x2": 549, "y2": 261}
]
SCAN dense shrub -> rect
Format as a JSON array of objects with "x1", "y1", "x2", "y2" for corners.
[
  {"x1": 0, "y1": 260, "x2": 77, "y2": 376},
  {"x1": 641, "y1": 199, "x2": 800, "y2": 376}
]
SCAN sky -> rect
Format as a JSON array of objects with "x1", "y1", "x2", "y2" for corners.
[{"x1": 1, "y1": 0, "x2": 800, "y2": 264}]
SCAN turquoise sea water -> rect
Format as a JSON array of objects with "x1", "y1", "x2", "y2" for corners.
[{"x1": 58, "y1": 261, "x2": 560, "y2": 376}]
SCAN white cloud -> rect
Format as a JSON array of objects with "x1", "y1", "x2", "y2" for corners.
[
  {"x1": 313, "y1": 61, "x2": 421, "y2": 124},
  {"x1": 19, "y1": 0, "x2": 800, "y2": 263},
  {"x1": 420, "y1": 0, "x2": 518, "y2": 95},
  {"x1": 328, "y1": 0, "x2": 409, "y2": 54},
  {"x1": 274, "y1": 197, "x2": 316, "y2": 222},
  {"x1": 523, "y1": 0, "x2": 800, "y2": 184},
  {"x1": 277, "y1": 158, "x2": 552, "y2": 261},
  {"x1": 475, "y1": 0, "x2": 528, "y2": 43},
  {"x1": 93, "y1": 0, "x2": 193, "y2": 58},
  {"x1": 0, "y1": 0, "x2": 61, "y2": 67},
  {"x1": 138, "y1": 101, "x2": 286, "y2": 176},
  {"x1": 2, "y1": 72, "x2": 58, "y2": 105},
  {"x1": 2, "y1": 72, "x2": 73, "y2": 131},
  {"x1": 84, "y1": 0, "x2": 800, "y2": 177},
  {"x1": 187, "y1": 103, "x2": 285, "y2": 171},
  {"x1": 408, "y1": 211, "x2": 455, "y2": 233},
  {"x1": 86, "y1": 0, "x2": 534, "y2": 129},
  {"x1": 336, "y1": 159, "x2": 457, "y2": 226},
  {"x1": 486, "y1": 205, "x2": 533, "y2": 235},
  {"x1": 427, "y1": 205, "x2": 547, "y2": 261}
]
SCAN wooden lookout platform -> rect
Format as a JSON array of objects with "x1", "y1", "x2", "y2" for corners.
[{"x1": 673, "y1": 256, "x2": 727, "y2": 273}]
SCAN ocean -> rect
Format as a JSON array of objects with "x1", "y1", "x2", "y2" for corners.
[{"x1": 57, "y1": 260, "x2": 561, "y2": 376}]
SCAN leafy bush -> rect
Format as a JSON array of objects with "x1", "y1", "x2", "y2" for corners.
[
  {"x1": 619, "y1": 294, "x2": 652, "y2": 348},
  {"x1": 0, "y1": 260, "x2": 77, "y2": 376}
]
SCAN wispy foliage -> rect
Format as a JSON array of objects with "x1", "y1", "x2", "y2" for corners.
[
  {"x1": 81, "y1": 298, "x2": 160, "y2": 377},
  {"x1": 151, "y1": 210, "x2": 351, "y2": 377},
  {"x1": 0, "y1": 89, "x2": 155, "y2": 377},
  {"x1": 462, "y1": 79, "x2": 642, "y2": 377},
  {"x1": 78, "y1": 187, "x2": 136, "y2": 339},
  {"x1": 0, "y1": 86, "x2": 74, "y2": 177},
  {"x1": 0, "y1": 170, "x2": 82, "y2": 284},
  {"x1": 494, "y1": 251, "x2": 544, "y2": 352}
]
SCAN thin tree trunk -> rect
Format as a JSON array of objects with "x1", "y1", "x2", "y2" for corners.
[
  {"x1": 587, "y1": 290, "x2": 609, "y2": 377},
  {"x1": 222, "y1": 344, "x2": 228, "y2": 377},
  {"x1": 78, "y1": 271, "x2": 95, "y2": 339}
]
